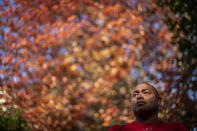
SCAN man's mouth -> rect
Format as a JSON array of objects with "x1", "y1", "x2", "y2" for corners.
[{"x1": 136, "y1": 101, "x2": 146, "y2": 106}]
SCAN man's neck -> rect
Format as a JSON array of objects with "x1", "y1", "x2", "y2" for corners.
[{"x1": 136, "y1": 113, "x2": 158, "y2": 124}]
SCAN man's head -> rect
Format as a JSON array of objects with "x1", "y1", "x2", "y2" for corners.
[{"x1": 131, "y1": 82, "x2": 161, "y2": 121}]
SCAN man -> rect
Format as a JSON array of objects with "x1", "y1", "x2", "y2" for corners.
[{"x1": 109, "y1": 82, "x2": 188, "y2": 131}]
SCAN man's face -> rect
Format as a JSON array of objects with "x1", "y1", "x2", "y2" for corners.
[{"x1": 131, "y1": 83, "x2": 159, "y2": 118}]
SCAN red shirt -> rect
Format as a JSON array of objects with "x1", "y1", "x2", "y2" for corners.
[{"x1": 109, "y1": 120, "x2": 188, "y2": 131}]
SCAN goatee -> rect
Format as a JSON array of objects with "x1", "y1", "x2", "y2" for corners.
[{"x1": 133, "y1": 105, "x2": 158, "y2": 121}]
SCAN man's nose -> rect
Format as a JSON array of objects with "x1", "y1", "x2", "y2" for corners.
[{"x1": 136, "y1": 93, "x2": 144, "y2": 99}]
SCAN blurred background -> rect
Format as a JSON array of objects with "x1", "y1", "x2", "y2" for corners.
[{"x1": 0, "y1": 0, "x2": 196, "y2": 130}]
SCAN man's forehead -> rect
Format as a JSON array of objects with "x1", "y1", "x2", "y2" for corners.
[{"x1": 133, "y1": 83, "x2": 154, "y2": 92}]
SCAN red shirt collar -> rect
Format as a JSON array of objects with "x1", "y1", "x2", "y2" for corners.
[{"x1": 134, "y1": 120, "x2": 161, "y2": 128}]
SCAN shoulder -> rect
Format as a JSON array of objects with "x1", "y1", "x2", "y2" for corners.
[
  {"x1": 170, "y1": 121, "x2": 188, "y2": 131},
  {"x1": 108, "y1": 121, "x2": 136, "y2": 131},
  {"x1": 160, "y1": 120, "x2": 188, "y2": 131},
  {"x1": 108, "y1": 125, "x2": 122, "y2": 131}
]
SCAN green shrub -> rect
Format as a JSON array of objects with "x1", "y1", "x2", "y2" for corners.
[{"x1": 0, "y1": 108, "x2": 30, "y2": 131}]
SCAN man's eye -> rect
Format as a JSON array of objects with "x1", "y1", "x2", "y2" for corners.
[
  {"x1": 133, "y1": 94, "x2": 137, "y2": 97},
  {"x1": 144, "y1": 92, "x2": 150, "y2": 94}
]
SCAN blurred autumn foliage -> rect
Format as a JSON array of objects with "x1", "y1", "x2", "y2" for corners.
[
  {"x1": 154, "y1": 0, "x2": 197, "y2": 129},
  {"x1": 0, "y1": 0, "x2": 196, "y2": 130}
]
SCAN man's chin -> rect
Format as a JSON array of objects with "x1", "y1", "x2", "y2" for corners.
[
  {"x1": 135, "y1": 106, "x2": 147, "y2": 115},
  {"x1": 135, "y1": 110, "x2": 152, "y2": 120},
  {"x1": 133, "y1": 106, "x2": 158, "y2": 120}
]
